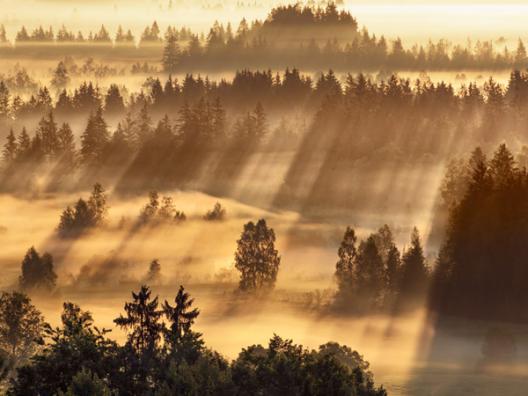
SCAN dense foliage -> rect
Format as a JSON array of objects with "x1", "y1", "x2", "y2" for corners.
[
  {"x1": 431, "y1": 144, "x2": 528, "y2": 323},
  {"x1": 3, "y1": 286, "x2": 386, "y2": 395},
  {"x1": 334, "y1": 225, "x2": 428, "y2": 313}
]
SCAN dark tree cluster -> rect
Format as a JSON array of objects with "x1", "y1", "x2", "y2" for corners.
[
  {"x1": 19, "y1": 247, "x2": 57, "y2": 292},
  {"x1": 335, "y1": 225, "x2": 428, "y2": 313},
  {"x1": 57, "y1": 183, "x2": 108, "y2": 238},
  {"x1": 430, "y1": 144, "x2": 528, "y2": 323},
  {"x1": 273, "y1": 70, "x2": 528, "y2": 215},
  {"x1": 203, "y1": 202, "x2": 226, "y2": 221},
  {"x1": 6, "y1": 285, "x2": 386, "y2": 396},
  {"x1": 160, "y1": 4, "x2": 527, "y2": 72},
  {"x1": 137, "y1": 191, "x2": 186, "y2": 227}
]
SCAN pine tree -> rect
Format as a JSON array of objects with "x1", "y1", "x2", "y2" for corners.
[
  {"x1": 385, "y1": 245, "x2": 401, "y2": 293},
  {"x1": 162, "y1": 286, "x2": 200, "y2": 351},
  {"x1": 355, "y1": 235, "x2": 385, "y2": 303},
  {"x1": 0, "y1": 81, "x2": 10, "y2": 119},
  {"x1": 37, "y1": 111, "x2": 59, "y2": 158},
  {"x1": 253, "y1": 102, "x2": 266, "y2": 140},
  {"x1": 87, "y1": 183, "x2": 108, "y2": 226},
  {"x1": 16, "y1": 128, "x2": 31, "y2": 161},
  {"x1": 162, "y1": 34, "x2": 180, "y2": 73},
  {"x1": 81, "y1": 107, "x2": 109, "y2": 164},
  {"x1": 114, "y1": 285, "x2": 163, "y2": 354},
  {"x1": 490, "y1": 143, "x2": 516, "y2": 187},
  {"x1": 2, "y1": 129, "x2": 17, "y2": 164},
  {"x1": 57, "y1": 123, "x2": 76, "y2": 162},
  {"x1": 335, "y1": 227, "x2": 357, "y2": 296},
  {"x1": 136, "y1": 103, "x2": 152, "y2": 145},
  {"x1": 104, "y1": 84, "x2": 125, "y2": 115},
  {"x1": 50, "y1": 61, "x2": 70, "y2": 90},
  {"x1": 515, "y1": 39, "x2": 527, "y2": 66},
  {"x1": 399, "y1": 228, "x2": 428, "y2": 298}
]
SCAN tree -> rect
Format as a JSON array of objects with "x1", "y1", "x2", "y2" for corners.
[
  {"x1": 490, "y1": 143, "x2": 515, "y2": 187},
  {"x1": 515, "y1": 39, "x2": 527, "y2": 66},
  {"x1": 138, "y1": 191, "x2": 159, "y2": 225},
  {"x1": 19, "y1": 247, "x2": 57, "y2": 292},
  {"x1": 399, "y1": 228, "x2": 428, "y2": 300},
  {"x1": 355, "y1": 236, "x2": 385, "y2": 305},
  {"x1": 59, "y1": 368, "x2": 115, "y2": 396},
  {"x1": 162, "y1": 286, "x2": 201, "y2": 357},
  {"x1": 203, "y1": 202, "x2": 226, "y2": 221},
  {"x1": 9, "y1": 302, "x2": 117, "y2": 395},
  {"x1": 385, "y1": 245, "x2": 401, "y2": 294},
  {"x1": 145, "y1": 259, "x2": 161, "y2": 284},
  {"x1": 0, "y1": 81, "x2": 10, "y2": 119},
  {"x1": 114, "y1": 285, "x2": 163, "y2": 355},
  {"x1": 51, "y1": 61, "x2": 70, "y2": 90},
  {"x1": 57, "y1": 184, "x2": 108, "y2": 237},
  {"x1": 234, "y1": 219, "x2": 280, "y2": 291},
  {"x1": 335, "y1": 227, "x2": 357, "y2": 298},
  {"x1": 0, "y1": 292, "x2": 44, "y2": 370},
  {"x1": 2, "y1": 129, "x2": 17, "y2": 164},
  {"x1": 57, "y1": 123, "x2": 76, "y2": 163},
  {"x1": 103, "y1": 85, "x2": 125, "y2": 116},
  {"x1": 87, "y1": 183, "x2": 108, "y2": 226},
  {"x1": 231, "y1": 335, "x2": 386, "y2": 396},
  {"x1": 36, "y1": 111, "x2": 59, "y2": 158},
  {"x1": 81, "y1": 107, "x2": 109, "y2": 164},
  {"x1": 162, "y1": 34, "x2": 180, "y2": 73},
  {"x1": 135, "y1": 103, "x2": 152, "y2": 145}
]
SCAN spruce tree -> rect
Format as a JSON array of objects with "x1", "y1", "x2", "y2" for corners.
[
  {"x1": 81, "y1": 107, "x2": 109, "y2": 164},
  {"x1": 2, "y1": 129, "x2": 17, "y2": 164}
]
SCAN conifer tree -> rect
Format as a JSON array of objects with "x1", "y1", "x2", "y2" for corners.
[
  {"x1": 114, "y1": 285, "x2": 163, "y2": 355},
  {"x1": 399, "y1": 228, "x2": 428, "y2": 298},
  {"x1": 81, "y1": 107, "x2": 109, "y2": 164},
  {"x1": 335, "y1": 227, "x2": 357, "y2": 296},
  {"x1": 162, "y1": 286, "x2": 201, "y2": 354},
  {"x1": 2, "y1": 129, "x2": 17, "y2": 164},
  {"x1": 162, "y1": 34, "x2": 180, "y2": 73}
]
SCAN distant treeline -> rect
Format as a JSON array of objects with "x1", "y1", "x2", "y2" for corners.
[
  {"x1": 0, "y1": 4, "x2": 526, "y2": 71},
  {"x1": 3, "y1": 69, "x2": 528, "y2": 202},
  {"x1": 0, "y1": 21, "x2": 192, "y2": 45}
]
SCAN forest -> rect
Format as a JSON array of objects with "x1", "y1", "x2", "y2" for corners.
[
  {"x1": 0, "y1": 4, "x2": 527, "y2": 71},
  {"x1": 1, "y1": 1, "x2": 528, "y2": 395}
]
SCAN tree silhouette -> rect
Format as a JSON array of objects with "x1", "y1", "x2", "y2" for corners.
[
  {"x1": 398, "y1": 228, "x2": 428, "y2": 301},
  {"x1": 114, "y1": 285, "x2": 163, "y2": 355},
  {"x1": 0, "y1": 292, "x2": 44, "y2": 371},
  {"x1": 19, "y1": 247, "x2": 57, "y2": 292},
  {"x1": 81, "y1": 107, "x2": 109, "y2": 164},
  {"x1": 162, "y1": 286, "x2": 201, "y2": 356},
  {"x1": 203, "y1": 202, "x2": 226, "y2": 221},
  {"x1": 235, "y1": 219, "x2": 280, "y2": 291},
  {"x1": 335, "y1": 227, "x2": 357, "y2": 299}
]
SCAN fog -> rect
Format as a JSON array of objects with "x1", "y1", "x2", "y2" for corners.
[
  {"x1": 1, "y1": 1, "x2": 528, "y2": 395},
  {"x1": 2, "y1": 187, "x2": 528, "y2": 394}
]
